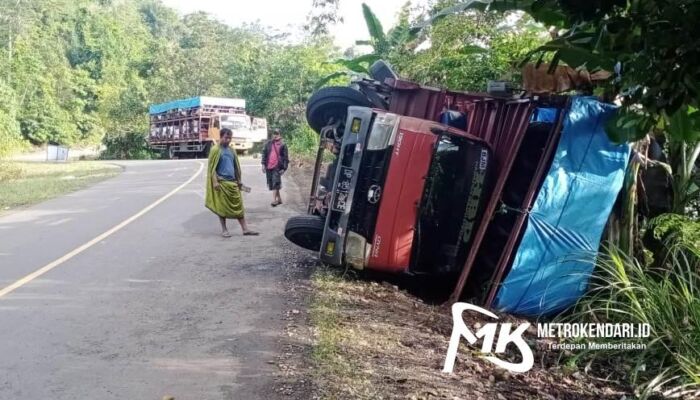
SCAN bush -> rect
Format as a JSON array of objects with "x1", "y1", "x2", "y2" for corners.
[
  {"x1": 643, "y1": 214, "x2": 700, "y2": 269},
  {"x1": 0, "y1": 84, "x2": 25, "y2": 158},
  {"x1": 560, "y1": 241, "x2": 700, "y2": 398},
  {"x1": 649, "y1": 214, "x2": 700, "y2": 251},
  {"x1": 286, "y1": 124, "x2": 320, "y2": 159},
  {"x1": 0, "y1": 162, "x2": 25, "y2": 182},
  {"x1": 100, "y1": 131, "x2": 159, "y2": 160}
]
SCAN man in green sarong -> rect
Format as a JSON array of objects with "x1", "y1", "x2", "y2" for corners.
[{"x1": 205, "y1": 128, "x2": 259, "y2": 237}]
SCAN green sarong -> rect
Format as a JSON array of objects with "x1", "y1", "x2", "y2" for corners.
[{"x1": 205, "y1": 144, "x2": 245, "y2": 219}]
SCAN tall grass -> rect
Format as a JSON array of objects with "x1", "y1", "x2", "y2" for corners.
[{"x1": 560, "y1": 241, "x2": 700, "y2": 398}]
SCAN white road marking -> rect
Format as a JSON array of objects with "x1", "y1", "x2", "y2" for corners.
[{"x1": 0, "y1": 162, "x2": 204, "y2": 299}]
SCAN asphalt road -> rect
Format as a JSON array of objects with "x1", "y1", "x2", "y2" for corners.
[{"x1": 0, "y1": 159, "x2": 304, "y2": 399}]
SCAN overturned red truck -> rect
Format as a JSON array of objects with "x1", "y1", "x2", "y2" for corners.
[{"x1": 285, "y1": 61, "x2": 630, "y2": 317}]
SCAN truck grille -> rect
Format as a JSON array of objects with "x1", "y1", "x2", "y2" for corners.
[{"x1": 347, "y1": 148, "x2": 391, "y2": 239}]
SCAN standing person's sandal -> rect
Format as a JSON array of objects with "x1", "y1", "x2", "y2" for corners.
[{"x1": 243, "y1": 231, "x2": 259, "y2": 236}]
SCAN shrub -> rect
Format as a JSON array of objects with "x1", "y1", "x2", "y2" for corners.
[
  {"x1": 100, "y1": 131, "x2": 159, "y2": 160},
  {"x1": 0, "y1": 162, "x2": 25, "y2": 182},
  {"x1": 560, "y1": 241, "x2": 700, "y2": 398},
  {"x1": 287, "y1": 124, "x2": 320, "y2": 159}
]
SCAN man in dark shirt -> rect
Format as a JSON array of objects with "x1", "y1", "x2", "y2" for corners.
[
  {"x1": 205, "y1": 128, "x2": 258, "y2": 237},
  {"x1": 261, "y1": 128, "x2": 289, "y2": 207}
]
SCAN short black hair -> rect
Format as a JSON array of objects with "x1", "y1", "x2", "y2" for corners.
[
  {"x1": 273, "y1": 128, "x2": 281, "y2": 135},
  {"x1": 220, "y1": 128, "x2": 233, "y2": 137}
]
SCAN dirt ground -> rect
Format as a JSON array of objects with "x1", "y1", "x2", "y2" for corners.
[{"x1": 272, "y1": 160, "x2": 635, "y2": 400}]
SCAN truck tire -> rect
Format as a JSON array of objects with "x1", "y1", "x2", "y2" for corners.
[
  {"x1": 284, "y1": 215, "x2": 326, "y2": 252},
  {"x1": 306, "y1": 86, "x2": 372, "y2": 133}
]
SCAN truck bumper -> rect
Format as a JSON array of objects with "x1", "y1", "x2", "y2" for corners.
[
  {"x1": 319, "y1": 107, "x2": 373, "y2": 267},
  {"x1": 232, "y1": 140, "x2": 253, "y2": 151}
]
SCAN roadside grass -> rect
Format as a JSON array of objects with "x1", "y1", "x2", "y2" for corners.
[
  {"x1": 558, "y1": 242, "x2": 700, "y2": 399},
  {"x1": 310, "y1": 267, "x2": 376, "y2": 399},
  {"x1": 0, "y1": 161, "x2": 121, "y2": 211},
  {"x1": 308, "y1": 265, "x2": 630, "y2": 399}
]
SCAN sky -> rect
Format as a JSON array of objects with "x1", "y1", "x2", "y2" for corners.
[{"x1": 160, "y1": 0, "x2": 418, "y2": 48}]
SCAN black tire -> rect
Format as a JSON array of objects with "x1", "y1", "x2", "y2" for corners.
[
  {"x1": 306, "y1": 86, "x2": 372, "y2": 133},
  {"x1": 284, "y1": 215, "x2": 326, "y2": 252}
]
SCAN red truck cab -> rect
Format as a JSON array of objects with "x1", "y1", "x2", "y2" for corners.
[{"x1": 314, "y1": 106, "x2": 493, "y2": 276}]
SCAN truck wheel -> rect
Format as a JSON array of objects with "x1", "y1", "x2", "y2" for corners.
[
  {"x1": 284, "y1": 215, "x2": 326, "y2": 252},
  {"x1": 306, "y1": 86, "x2": 372, "y2": 133}
]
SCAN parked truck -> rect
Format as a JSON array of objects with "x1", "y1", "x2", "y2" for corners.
[{"x1": 147, "y1": 96, "x2": 268, "y2": 158}]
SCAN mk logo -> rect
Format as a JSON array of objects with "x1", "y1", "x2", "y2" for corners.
[{"x1": 443, "y1": 303, "x2": 534, "y2": 374}]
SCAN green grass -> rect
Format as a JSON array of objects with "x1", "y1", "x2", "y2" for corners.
[
  {"x1": 559, "y1": 242, "x2": 700, "y2": 398},
  {"x1": 0, "y1": 161, "x2": 121, "y2": 211},
  {"x1": 309, "y1": 267, "x2": 372, "y2": 398}
]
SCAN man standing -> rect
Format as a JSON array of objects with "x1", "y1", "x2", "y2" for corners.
[
  {"x1": 261, "y1": 128, "x2": 289, "y2": 207},
  {"x1": 205, "y1": 128, "x2": 258, "y2": 237}
]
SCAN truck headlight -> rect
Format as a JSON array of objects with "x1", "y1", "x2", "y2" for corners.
[
  {"x1": 345, "y1": 231, "x2": 370, "y2": 270},
  {"x1": 366, "y1": 113, "x2": 398, "y2": 150}
]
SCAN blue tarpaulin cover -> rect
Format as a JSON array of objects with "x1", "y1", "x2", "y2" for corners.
[
  {"x1": 149, "y1": 96, "x2": 245, "y2": 115},
  {"x1": 494, "y1": 97, "x2": 631, "y2": 317},
  {"x1": 531, "y1": 107, "x2": 558, "y2": 123}
]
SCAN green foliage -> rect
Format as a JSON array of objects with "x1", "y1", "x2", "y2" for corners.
[
  {"x1": 0, "y1": 81, "x2": 23, "y2": 158},
  {"x1": 229, "y1": 36, "x2": 342, "y2": 138},
  {"x1": 392, "y1": 2, "x2": 547, "y2": 91},
  {"x1": 0, "y1": 0, "x2": 339, "y2": 157},
  {"x1": 286, "y1": 124, "x2": 321, "y2": 158},
  {"x1": 361, "y1": 3, "x2": 389, "y2": 56},
  {"x1": 650, "y1": 214, "x2": 700, "y2": 252},
  {"x1": 561, "y1": 243, "x2": 700, "y2": 397},
  {"x1": 324, "y1": 2, "x2": 545, "y2": 93},
  {"x1": 427, "y1": 0, "x2": 700, "y2": 145},
  {"x1": 101, "y1": 131, "x2": 158, "y2": 160}
]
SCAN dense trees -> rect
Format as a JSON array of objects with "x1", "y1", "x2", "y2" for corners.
[
  {"x1": 0, "y1": 0, "x2": 550, "y2": 158},
  {"x1": 390, "y1": 1, "x2": 546, "y2": 91},
  {"x1": 0, "y1": 0, "x2": 341, "y2": 157}
]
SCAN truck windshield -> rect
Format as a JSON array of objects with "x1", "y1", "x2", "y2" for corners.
[
  {"x1": 412, "y1": 134, "x2": 488, "y2": 275},
  {"x1": 221, "y1": 115, "x2": 249, "y2": 130}
]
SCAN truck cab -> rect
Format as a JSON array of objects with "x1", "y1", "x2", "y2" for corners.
[{"x1": 289, "y1": 106, "x2": 493, "y2": 277}]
